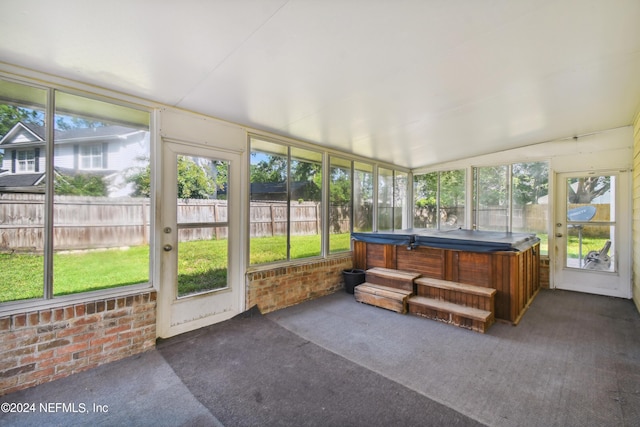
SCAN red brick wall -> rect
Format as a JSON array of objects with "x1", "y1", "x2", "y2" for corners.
[
  {"x1": 247, "y1": 255, "x2": 353, "y2": 313},
  {"x1": 0, "y1": 291, "x2": 156, "y2": 396},
  {"x1": 539, "y1": 257, "x2": 550, "y2": 288}
]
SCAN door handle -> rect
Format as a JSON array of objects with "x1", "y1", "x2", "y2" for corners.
[
  {"x1": 163, "y1": 244, "x2": 173, "y2": 252},
  {"x1": 555, "y1": 233, "x2": 563, "y2": 238}
]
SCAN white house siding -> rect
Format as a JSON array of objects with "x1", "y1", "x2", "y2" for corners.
[{"x1": 54, "y1": 144, "x2": 75, "y2": 169}]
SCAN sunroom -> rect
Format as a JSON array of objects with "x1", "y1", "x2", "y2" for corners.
[{"x1": 0, "y1": 1, "x2": 639, "y2": 425}]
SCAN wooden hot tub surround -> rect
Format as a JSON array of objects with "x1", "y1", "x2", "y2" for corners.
[{"x1": 351, "y1": 229, "x2": 540, "y2": 325}]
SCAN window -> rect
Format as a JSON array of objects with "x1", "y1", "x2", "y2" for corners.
[
  {"x1": 474, "y1": 165, "x2": 509, "y2": 231},
  {"x1": 329, "y1": 156, "x2": 352, "y2": 253},
  {"x1": 378, "y1": 167, "x2": 394, "y2": 231},
  {"x1": 0, "y1": 78, "x2": 151, "y2": 303},
  {"x1": 377, "y1": 167, "x2": 408, "y2": 231},
  {"x1": 249, "y1": 137, "x2": 323, "y2": 264},
  {"x1": 394, "y1": 171, "x2": 408, "y2": 230},
  {"x1": 413, "y1": 169, "x2": 466, "y2": 229},
  {"x1": 473, "y1": 161, "x2": 549, "y2": 254},
  {"x1": 17, "y1": 149, "x2": 36, "y2": 172},
  {"x1": 353, "y1": 162, "x2": 373, "y2": 232},
  {"x1": 79, "y1": 144, "x2": 104, "y2": 170}
]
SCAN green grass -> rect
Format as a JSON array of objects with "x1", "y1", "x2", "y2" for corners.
[
  {"x1": 0, "y1": 233, "x2": 353, "y2": 302},
  {"x1": 177, "y1": 239, "x2": 227, "y2": 297},
  {"x1": 0, "y1": 231, "x2": 608, "y2": 302}
]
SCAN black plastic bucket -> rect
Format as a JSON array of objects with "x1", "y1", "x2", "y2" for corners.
[{"x1": 342, "y1": 269, "x2": 366, "y2": 294}]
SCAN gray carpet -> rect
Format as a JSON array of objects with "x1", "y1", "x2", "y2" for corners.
[
  {"x1": 268, "y1": 289, "x2": 640, "y2": 427},
  {"x1": 2, "y1": 289, "x2": 638, "y2": 427},
  {"x1": 157, "y1": 306, "x2": 484, "y2": 427},
  {"x1": 0, "y1": 350, "x2": 222, "y2": 427}
]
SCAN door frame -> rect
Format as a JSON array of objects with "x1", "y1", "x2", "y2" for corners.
[
  {"x1": 156, "y1": 138, "x2": 246, "y2": 338},
  {"x1": 553, "y1": 169, "x2": 632, "y2": 298}
]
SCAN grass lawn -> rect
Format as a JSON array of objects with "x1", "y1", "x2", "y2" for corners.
[
  {"x1": 6, "y1": 231, "x2": 603, "y2": 303},
  {"x1": 0, "y1": 233, "x2": 353, "y2": 302}
]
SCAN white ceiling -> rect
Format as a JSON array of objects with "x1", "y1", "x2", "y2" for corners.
[{"x1": 1, "y1": 0, "x2": 639, "y2": 169}]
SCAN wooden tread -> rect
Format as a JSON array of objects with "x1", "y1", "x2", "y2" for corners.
[
  {"x1": 366, "y1": 267, "x2": 422, "y2": 281},
  {"x1": 408, "y1": 296, "x2": 491, "y2": 322},
  {"x1": 414, "y1": 277, "x2": 496, "y2": 297}
]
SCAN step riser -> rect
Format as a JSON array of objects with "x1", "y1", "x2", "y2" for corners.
[
  {"x1": 409, "y1": 304, "x2": 494, "y2": 333},
  {"x1": 365, "y1": 274, "x2": 414, "y2": 292},
  {"x1": 355, "y1": 289, "x2": 406, "y2": 313}
]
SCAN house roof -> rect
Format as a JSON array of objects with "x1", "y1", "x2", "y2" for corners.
[
  {"x1": 0, "y1": 122, "x2": 144, "y2": 147},
  {"x1": 0, "y1": 172, "x2": 45, "y2": 187}
]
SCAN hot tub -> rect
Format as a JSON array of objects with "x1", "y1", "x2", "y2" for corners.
[{"x1": 351, "y1": 228, "x2": 540, "y2": 324}]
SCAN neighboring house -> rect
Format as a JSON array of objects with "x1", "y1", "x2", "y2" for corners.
[{"x1": 0, "y1": 121, "x2": 149, "y2": 196}]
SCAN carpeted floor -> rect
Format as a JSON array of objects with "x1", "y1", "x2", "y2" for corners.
[
  {"x1": 2, "y1": 288, "x2": 639, "y2": 427},
  {"x1": 269, "y1": 289, "x2": 640, "y2": 427},
  {"x1": 156, "y1": 306, "x2": 484, "y2": 427}
]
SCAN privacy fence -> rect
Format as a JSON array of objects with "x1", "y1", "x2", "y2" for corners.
[
  {"x1": 0, "y1": 194, "x2": 349, "y2": 252},
  {"x1": 1, "y1": 193, "x2": 608, "y2": 253}
]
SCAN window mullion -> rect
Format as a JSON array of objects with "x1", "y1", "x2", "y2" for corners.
[{"x1": 43, "y1": 89, "x2": 55, "y2": 299}]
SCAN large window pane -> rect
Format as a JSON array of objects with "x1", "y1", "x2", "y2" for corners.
[
  {"x1": 0, "y1": 79, "x2": 47, "y2": 302},
  {"x1": 290, "y1": 147, "x2": 322, "y2": 259},
  {"x1": 53, "y1": 91, "x2": 150, "y2": 296},
  {"x1": 413, "y1": 172, "x2": 438, "y2": 228},
  {"x1": 354, "y1": 162, "x2": 373, "y2": 232},
  {"x1": 329, "y1": 156, "x2": 351, "y2": 253},
  {"x1": 413, "y1": 169, "x2": 465, "y2": 230},
  {"x1": 249, "y1": 138, "x2": 324, "y2": 264},
  {"x1": 475, "y1": 165, "x2": 508, "y2": 231},
  {"x1": 440, "y1": 169, "x2": 465, "y2": 229},
  {"x1": 512, "y1": 162, "x2": 549, "y2": 254},
  {"x1": 378, "y1": 167, "x2": 394, "y2": 231},
  {"x1": 250, "y1": 139, "x2": 288, "y2": 264},
  {"x1": 394, "y1": 171, "x2": 408, "y2": 230},
  {"x1": 176, "y1": 156, "x2": 229, "y2": 297},
  {"x1": 566, "y1": 175, "x2": 614, "y2": 271}
]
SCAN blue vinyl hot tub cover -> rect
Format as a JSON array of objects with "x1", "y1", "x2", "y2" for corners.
[{"x1": 351, "y1": 228, "x2": 539, "y2": 252}]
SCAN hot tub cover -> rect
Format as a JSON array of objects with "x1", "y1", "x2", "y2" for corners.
[
  {"x1": 351, "y1": 229, "x2": 417, "y2": 246},
  {"x1": 352, "y1": 228, "x2": 539, "y2": 252}
]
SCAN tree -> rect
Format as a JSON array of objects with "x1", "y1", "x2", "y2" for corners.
[
  {"x1": 127, "y1": 156, "x2": 218, "y2": 199},
  {"x1": 568, "y1": 176, "x2": 610, "y2": 203},
  {"x1": 0, "y1": 105, "x2": 43, "y2": 137},
  {"x1": 512, "y1": 162, "x2": 549, "y2": 205},
  {"x1": 55, "y1": 174, "x2": 108, "y2": 196}
]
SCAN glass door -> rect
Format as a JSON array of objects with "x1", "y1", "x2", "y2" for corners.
[
  {"x1": 158, "y1": 140, "x2": 243, "y2": 338},
  {"x1": 554, "y1": 171, "x2": 631, "y2": 298}
]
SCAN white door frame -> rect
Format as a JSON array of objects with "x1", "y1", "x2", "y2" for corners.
[
  {"x1": 553, "y1": 169, "x2": 631, "y2": 298},
  {"x1": 156, "y1": 138, "x2": 245, "y2": 338}
]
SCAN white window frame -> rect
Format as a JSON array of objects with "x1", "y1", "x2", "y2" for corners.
[
  {"x1": 79, "y1": 143, "x2": 103, "y2": 170},
  {"x1": 17, "y1": 149, "x2": 35, "y2": 172}
]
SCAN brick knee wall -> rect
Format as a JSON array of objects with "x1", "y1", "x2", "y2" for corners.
[
  {"x1": 247, "y1": 255, "x2": 353, "y2": 314},
  {"x1": 0, "y1": 291, "x2": 156, "y2": 396},
  {"x1": 540, "y1": 257, "x2": 550, "y2": 288}
]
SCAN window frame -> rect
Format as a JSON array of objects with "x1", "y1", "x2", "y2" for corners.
[
  {"x1": 79, "y1": 143, "x2": 104, "y2": 170},
  {"x1": 17, "y1": 149, "x2": 36, "y2": 172},
  {"x1": 0, "y1": 75, "x2": 154, "y2": 311}
]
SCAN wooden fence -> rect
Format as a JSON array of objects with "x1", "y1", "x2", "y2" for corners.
[
  {"x1": 7, "y1": 193, "x2": 603, "y2": 252},
  {"x1": 0, "y1": 194, "x2": 350, "y2": 252}
]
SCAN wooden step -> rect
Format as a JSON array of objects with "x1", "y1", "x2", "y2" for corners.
[
  {"x1": 408, "y1": 296, "x2": 495, "y2": 333},
  {"x1": 415, "y1": 277, "x2": 496, "y2": 297},
  {"x1": 414, "y1": 277, "x2": 496, "y2": 312},
  {"x1": 365, "y1": 267, "x2": 421, "y2": 292},
  {"x1": 355, "y1": 282, "x2": 413, "y2": 313}
]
